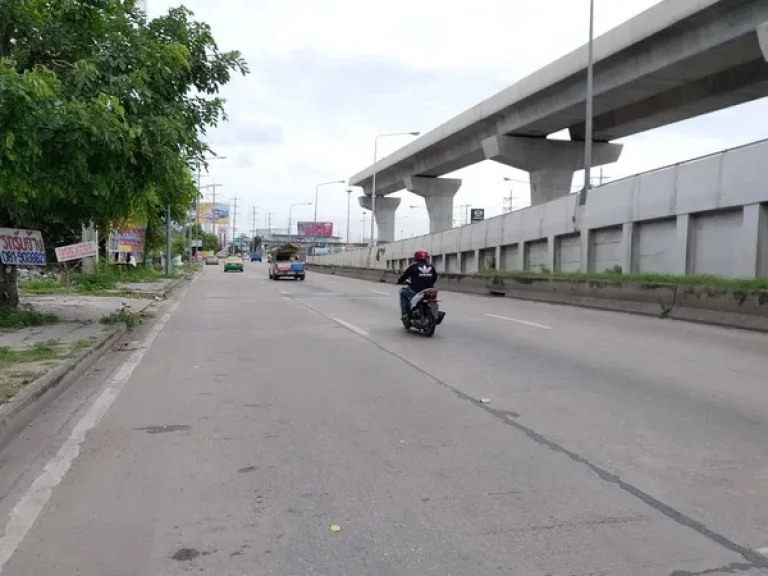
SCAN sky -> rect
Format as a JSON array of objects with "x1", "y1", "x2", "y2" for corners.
[{"x1": 150, "y1": 0, "x2": 768, "y2": 242}]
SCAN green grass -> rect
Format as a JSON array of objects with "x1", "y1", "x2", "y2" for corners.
[
  {"x1": 0, "y1": 341, "x2": 61, "y2": 367},
  {"x1": 0, "y1": 306, "x2": 59, "y2": 329},
  {"x1": 100, "y1": 308, "x2": 143, "y2": 328},
  {"x1": 480, "y1": 269, "x2": 768, "y2": 291},
  {"x1": 0, "y1": 369, "x2": 45, "y2": 404},
  {"x1": 19, "y1": 265, "x2": 167, "y2": 296}
]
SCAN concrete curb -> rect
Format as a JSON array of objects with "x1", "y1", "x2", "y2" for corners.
[
  {"x1": 0, "y1": 325, "x2": 127, "y2": 446},
  {"x1": 309, "y1": 265, "x2": 768, "y2": 333}
]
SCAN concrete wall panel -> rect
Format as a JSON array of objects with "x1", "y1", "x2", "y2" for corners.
[
  {"x1": 634, "y1": 218, "x2": 677, "y2": 274},
  {"x1": 500, "y1": 244, "x2": 520, "y2": 270},
  {"x1": 556, "y1": 233, "x2": 581, "y2": 272},
  {"x1": 525, "y1": 240, "x2": 549, "y2": 272},
  {"x1": 690, "y1": 208, "x2": 743, "y2": 277},
  {"x1": 591, "y1": 226, "x2": 623, "y2": 272},
  {"x1": 461, "y1": 250, "x2": 477, "y2": 273},
  {"x1": 446, "y1": 253, "x2": 459, "y2": 273}
]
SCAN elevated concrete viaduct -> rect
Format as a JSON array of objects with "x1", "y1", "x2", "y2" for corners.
[{"x1": 352, "y1": 0, "x2": 768, "y2": 239}]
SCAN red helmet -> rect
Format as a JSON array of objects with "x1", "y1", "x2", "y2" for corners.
[{"x1": 414, "y1": 249, "x2": 429, "y2": 261}]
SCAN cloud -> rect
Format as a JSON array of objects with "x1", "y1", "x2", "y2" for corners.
[{"x1": 149, "y1": 0, "x2": 768, "y2": 241}]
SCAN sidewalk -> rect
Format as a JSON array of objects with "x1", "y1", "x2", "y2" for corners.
[{"x1": 0, "y1": 287, "x2": 164, "y2": 406}]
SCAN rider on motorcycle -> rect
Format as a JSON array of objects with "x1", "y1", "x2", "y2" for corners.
[{"x1": 397, "y1": 249, "x2": 438, "y2": 321}]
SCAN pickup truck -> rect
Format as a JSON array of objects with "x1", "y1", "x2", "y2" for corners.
[{"x1": 268, "y1": 244, "x2": 306, "y2": 281}]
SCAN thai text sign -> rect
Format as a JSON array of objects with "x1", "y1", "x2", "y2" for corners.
[
  {"x1": 55, "y1": 241, "x2": 98, "y2": 262},
  {"x1": 0, "y1": 228, "x2": 46, "y2": 266},
  {"x1": 108, "y1": 219, "x2": 146, "y2": 264}
]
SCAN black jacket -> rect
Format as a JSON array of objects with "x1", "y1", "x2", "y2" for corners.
[{"x1": 397, "y1": 261, "x2": 438, "y2": 293}]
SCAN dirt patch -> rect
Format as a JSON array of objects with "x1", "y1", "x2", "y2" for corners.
[{"x1": 171, "y1": 548, "x2": 199, "y2": 561}]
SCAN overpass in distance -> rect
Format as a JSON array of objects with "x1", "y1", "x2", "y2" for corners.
[{"x1": 350, "y1": 0, "x2": 768, "y2": 242}]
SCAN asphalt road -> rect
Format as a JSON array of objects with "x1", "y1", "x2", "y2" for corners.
[{"x1": 0, "y1": 262, "x2": 767, "y2": 575}]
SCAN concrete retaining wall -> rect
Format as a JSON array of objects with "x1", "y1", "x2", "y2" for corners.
[
  {"x1": 308, "y1": 264, "x2": 768, "y2": 333},
  {"x1": 311, "y1": 139, "x2": 768, "y2": 279}
]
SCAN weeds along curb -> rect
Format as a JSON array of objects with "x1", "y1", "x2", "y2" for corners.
[{"x1": 0, "y1": 325, "x2": 128, "y2": 448}]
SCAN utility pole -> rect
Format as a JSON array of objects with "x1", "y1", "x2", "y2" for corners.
[
  {"x1": 211, "y1": 183, "x2": 217, "y2": 236},
  {"x1": 165, "y1": 204, "x2": 172, "y2": 275},
  {"x1": 231, "y1": 196, "x2": 238, "y2": 255},
  {"x1": 266, "y1": 212, "x2": 273, "y2": 237},
  {"x1": 456, "y1": 203, "x2": 471, "y2": 226}
]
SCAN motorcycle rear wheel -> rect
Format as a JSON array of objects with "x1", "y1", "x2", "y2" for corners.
[{"x1": 422, "y1": 311, "x2": 436, "y2": 337}]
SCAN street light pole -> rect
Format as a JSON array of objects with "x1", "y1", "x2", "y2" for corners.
[
  {"x1": 288, "y1": 201, "x2": 312, "y2": 242},
  {"x1": 370, "y1": 131, "x2": 420, "y2": 247},
  {"x1": 313, "y1": 179, "x2": 344, "y2": 249},
  {"x1": 581, "y1": 0, "x2": 595, "y2": 207},
  {"x1": 346, "y1": 189, "x2": 352, "y2": 248}
]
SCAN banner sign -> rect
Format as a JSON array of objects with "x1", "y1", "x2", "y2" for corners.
[
  {"x1": 197, "y1": 202, "x2": 230, "y2": 226},
  {"x1": 0, "y1": 228, "x2": 46, "y2": 266},
  {"x1": 55, "y1": 241, "x2": 98, "y2": 262},
  {"x1": 108, "y1": 219, "x2": 146, "y2": 264},
  {"x1": 297, "y1": 221, "x2": 334, "y2": 237}
]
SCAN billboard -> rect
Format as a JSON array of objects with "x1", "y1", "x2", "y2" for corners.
[
  {"x1": 0, "y1": 228, "x2": 46, "y2": 266},
  {"x1": 470, "y1": 208, "x2": 485, "y2": 222},
  {"x1": 108, "y1": 218, "x2": 146, "y2": 264},
  {"x1": 197, "y1": 202, "x2": 230, "y2": 226},
  {"x1": 55, "y1": 241, "x2": 98, "y2": 262},
  {"x1": 297, "y1": 221, "x2": 334, "y2": 238}
]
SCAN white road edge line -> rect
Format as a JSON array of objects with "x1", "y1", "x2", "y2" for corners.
[
  {"x1": 0, "y1": 297, "x2": 183, "y2": 573},
  {"x1": 331, "y1": 317, "x2": 369, "y2": 337},
  {"x1": 486, "y1": 313, "x2": 553, "y2": 330},
  {"x1": 371, "y1": 290, "x2": 390, "y2": 296}
]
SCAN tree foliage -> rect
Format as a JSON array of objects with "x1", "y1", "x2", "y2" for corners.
[{"x1": 0, "y1": 0, "x2": 248, "y2": 307}]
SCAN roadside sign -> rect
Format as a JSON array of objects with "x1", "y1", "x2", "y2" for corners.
[
  {"x1": 55, "y1": 241, "x2": 98, "y2": 262},
  {"x1": 0, "y1": 228, "x2": 46, "y2": 266},
  {"x1": 470, "y1": 208, "x2": 485, "y2": 222}
]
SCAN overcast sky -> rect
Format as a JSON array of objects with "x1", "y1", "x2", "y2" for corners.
[{"x1": 150, "y1": 0, "x2": 768, "y2": 241}]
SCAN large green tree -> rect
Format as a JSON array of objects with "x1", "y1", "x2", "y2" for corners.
[{"x1": 0, "y1": 0, "x2": 247, "y2": 307}]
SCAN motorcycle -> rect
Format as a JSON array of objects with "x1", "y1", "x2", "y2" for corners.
[{"x1": 400, "y1": 284, "x2": 446, "y2": 337}]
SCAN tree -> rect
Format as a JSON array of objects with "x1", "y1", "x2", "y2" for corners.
[
  {"x1": 0, "y1": 0, "x2": 248, "y2": 307},
  {"x1": 189, "y1": 223, "x2": 218, "y2": 252}
]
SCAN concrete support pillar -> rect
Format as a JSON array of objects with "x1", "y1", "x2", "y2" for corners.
[
  {"x1": 438, "y1": 254, "x2": 447, "y2": 273},
  {"x1": 404, "y1": 176, "x2": 462, "y2": 233},
  {"x1": 579, "y1": 229, "x2": 590, "y2": 272},
  {"x1": 456, "y1": 251, "x2": 463, "y2": 274},
  {"x1": 358, "y1": 196, "x2": 401, "y2": 244},
  {"x1": 482, "y1": 135, "x2": 623, "y2": 206},
  {"x1": 473, "y1": 249, "x2": 481, "y2": 273},
  {"x1": 740, "y1": 203, "x2": 768, "y2": 277},
  {"x1": 547, "y1": 236, "x2": 556, "y2": 273},
  {"x1": 758, "y1": 21, "x2": 768, "y2": 62},
  {"x1": 621, "y1": 222, "x2": 634, "y2": 273},
  {"x1": 673, "y1": 214, "x2": 691, "y2": 275},
  {"x1": 494, "y1": 246, "x2": 502, "y2": 271}
]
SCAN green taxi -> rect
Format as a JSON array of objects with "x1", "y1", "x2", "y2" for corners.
[{"x1": 223, "y1": 256, "x2": 244, "y2": 272}]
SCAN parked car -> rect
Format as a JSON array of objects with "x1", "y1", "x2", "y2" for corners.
[
  {"x1": 250, "y1": 252, "x2": 262, "y2": 262},
  {"x1": 205, "y1": 255, "x2": 219, "y2": 265},
  {"x1": 223, "y1": 256, "x2": 244, "y2": 272}
]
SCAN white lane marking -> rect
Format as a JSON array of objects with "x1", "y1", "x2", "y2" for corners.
[
  {"x1": 371, "y1": 290, "x2": 390, "y2": 296},
  {"x1": 0, "y1": 299, "x2": 182, "y2": 573},
  {"x1": 757, "y1": 547, "x2": 768, "y2": 557},
  {"x1": 486, "y1": 313, "x2": 553, "y2": 330},
  {"x1": 331, "y1": 317, "x2": 369, "y2": 337}
]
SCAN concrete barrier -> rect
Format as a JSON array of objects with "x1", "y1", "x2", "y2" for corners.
[{"x1": 308, "y1": 264, "x2": 768, "y2": 333}]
